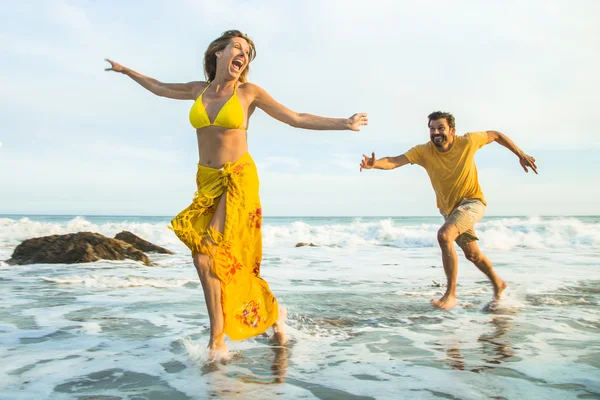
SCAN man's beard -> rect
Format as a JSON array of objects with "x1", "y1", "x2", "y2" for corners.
[{"x1": 430, "y1": 134, "x2": 448, "y2": 147}]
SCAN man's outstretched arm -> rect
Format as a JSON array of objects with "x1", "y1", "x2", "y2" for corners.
[
  {"x1": 486, "y1": 130, "x2": 538, "y2": 174},
  {"x1": 360, "y1": 152, "x2": 410, "y2": 171}
]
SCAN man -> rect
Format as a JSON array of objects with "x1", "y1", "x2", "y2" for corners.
[{"x1": 360, "y1": 111, "x2": 537, "y2": 310}]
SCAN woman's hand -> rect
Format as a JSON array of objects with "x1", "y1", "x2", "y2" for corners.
[{"x1": 348, "y1": 113, "x2": 368, "y2": 131}]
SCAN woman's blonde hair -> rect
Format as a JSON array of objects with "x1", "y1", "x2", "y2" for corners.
[{"x1": 204, "y1": 30, "x2": 256, "y2": 83}]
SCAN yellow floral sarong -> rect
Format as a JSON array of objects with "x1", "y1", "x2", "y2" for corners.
[{"x1": 170, "y1": 153, "x2": 278, "y2": 340}]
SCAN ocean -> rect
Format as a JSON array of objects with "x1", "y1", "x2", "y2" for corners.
[{"x1": 1, "y1": 214, "x2": 599, "y2": 399}]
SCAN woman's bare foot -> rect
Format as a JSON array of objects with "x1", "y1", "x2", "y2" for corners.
[
  {"x1": 431, "y1": 294, "x2": 457, "y2": 310},
  {"x1": 208, "y1": 337, "x2": 229, "y2": 362},
  {"x1": 494, "y1": 280, "x2": 508, "y2": 300},
  {"x1": 272, "y1": 306, "x2": 288, "y2": 345}
]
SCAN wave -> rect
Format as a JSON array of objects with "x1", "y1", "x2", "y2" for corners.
[
  {"x1": 2, "y1": 216, "x2": 599, "y2": 251},
  {"x1": 0, "y1": 216, "x2": 183, "y2": 249},
  {"x1": 41, "y1": 274, "x2": 196, "y2": 289},
  {"x1": 263, "y1": 217, "x2": 600, "y2": 250}
]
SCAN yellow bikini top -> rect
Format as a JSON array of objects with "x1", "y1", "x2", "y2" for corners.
[{"x1": 189, "y1": 83, "x2": 245, "y2": 130}]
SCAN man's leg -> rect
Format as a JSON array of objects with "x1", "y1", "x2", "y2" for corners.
[
  {"x1": 459, "y1": 240, "x2": 507, "y2": 300},
  {"x1": 432, "y1": 222, "x2": 461, "y2": 310}
]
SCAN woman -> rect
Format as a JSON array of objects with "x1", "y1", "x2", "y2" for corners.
[{"x1": 105, "y1": 30, "x2": 367, "y2": 359}]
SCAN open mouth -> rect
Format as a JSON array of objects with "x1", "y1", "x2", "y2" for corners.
[
  {"x1": 231, "y1": 59, "x2": 244, "y2": 72},
  {"x1": 431, "y1": 135, "x2": 446, "y2": 144}
]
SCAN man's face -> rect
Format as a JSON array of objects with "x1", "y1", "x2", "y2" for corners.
[{"x1": 429, "y1": 119, "x2": 455, "y2": 148}]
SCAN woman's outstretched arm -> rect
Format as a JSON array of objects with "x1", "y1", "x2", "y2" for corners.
[
  {"x1": 249, "y1": 83, "x2": 368, "y2": 131},
  {"x1": 105, "y1": 59, "x2": 203, "y2": 100}
]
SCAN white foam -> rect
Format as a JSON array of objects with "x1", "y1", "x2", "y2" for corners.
[
  {"x1": 180, "y1": 337, "x2": 240, "y2": 365},
  {"x1": 2, "y1": 216, "x2": 599, "y2": 252},
  {"x1": 0, "y1": 216, "x2": 183, "y2": 250},
  {"x1": 533, "y1": 295, "x2": 592, "y2": 306},
  {"x1": 262, "y1": 217, "x2": 600, "y2": 250},
  {"x1": 79, "y1": 322, "x2": 103, "y2": 334},
  {"x1": 40, "y1": 274, "x2": 194, "y2": 289},
  {"x1": 181, "y1": 337, "x2": 210, "y2": 363}
]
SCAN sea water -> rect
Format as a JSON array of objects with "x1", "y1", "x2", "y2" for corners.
[{"x1": 1, "y1": 215, "x2": 599, "y2": 399}]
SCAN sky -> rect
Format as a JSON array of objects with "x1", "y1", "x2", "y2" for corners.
[{"x1": 1, "y1": 0, "x2": 599, "y2": 216}]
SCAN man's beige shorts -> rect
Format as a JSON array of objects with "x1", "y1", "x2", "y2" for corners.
[{"x1": 441, "y1": 198, "x2": 486, "y2": 247}]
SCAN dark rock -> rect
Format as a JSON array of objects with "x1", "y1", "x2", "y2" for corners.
[
  {"x1": 7, "y1": 232, "x2": 151, "y2": 266},
  {"x1": 295, "y1": 242, "x2": 318, "y2": 247},
  {"x1": 114, "y1": 231, "x2": 173, "y2": 254}
]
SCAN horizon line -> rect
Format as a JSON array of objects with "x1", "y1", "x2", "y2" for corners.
[{"x1": 1, "y1": 213, "x2": 599, "y2": 218}]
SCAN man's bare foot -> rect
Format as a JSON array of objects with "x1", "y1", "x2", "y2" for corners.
[
  {"x1": 494, "y1": 280, "x2": 508, "y2": 300},
  {"x1": 431, "y1": 294, "x2": 457, "y2": 310},
  {"x1": 272, "y1": 306, "x2": 288, "y2": 345}
]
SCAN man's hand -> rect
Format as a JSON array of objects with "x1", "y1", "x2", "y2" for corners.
[
  {"x1": 519, "y1": 153, "x2": 538, "y2": 174},
  {"x1": 104, "y1": 58, "x2": 127, "y2": 74},
  {"x1": 360, "y1": 152, "x2": 376, "y2": 171}
]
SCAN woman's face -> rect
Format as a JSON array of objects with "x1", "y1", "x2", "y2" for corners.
[{"x1": 216, "y1": 37, "x2": 251, "y2": 80}]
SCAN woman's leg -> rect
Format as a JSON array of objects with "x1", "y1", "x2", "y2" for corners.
[
  {"x1": 272, "y1": 306, "x2": 288, "y2": 345},
  {"x1": 193, "y1": 193, "x2": 228, "y2": 357}
]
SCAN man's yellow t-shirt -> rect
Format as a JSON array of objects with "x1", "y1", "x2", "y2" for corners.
[{"x1": 404, "y1": 131, "x2": 489, "y2": 215}]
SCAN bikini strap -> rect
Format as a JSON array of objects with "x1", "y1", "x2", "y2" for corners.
[
  {"x1": 199, "y1": 82, "x2": 211, "y2": 97},
  {"x1": 233, "y1": 83, "x2": 237, "y2": 94}
]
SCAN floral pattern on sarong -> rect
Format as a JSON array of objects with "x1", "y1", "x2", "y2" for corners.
[
  {"x1": 252, "y1": 257, "x2": 261, "y2": 277},
  {"x1": 220, "y1": 250, "x2": 243, "y2": 279},
  {"x1": 249, "y1": 207, "x2": 262, "y2": 229},
  {"x1": 236, "y1": 300, "x2": 261, "y2": 328}
]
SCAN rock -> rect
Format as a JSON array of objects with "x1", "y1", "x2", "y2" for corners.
[
  {"x1": 7, "y1": 232, "x2": 151, "y2": 266},
  {"x1": 295, "y1": 242, "x2": 318, "y2": 247},
  {"x1": 114, "y1": 231, "x2": 173, "y2": 254}
]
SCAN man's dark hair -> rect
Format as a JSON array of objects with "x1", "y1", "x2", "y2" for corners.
[{"x1": 428, "y1": 111, "x2": 455, "y2": 129}]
